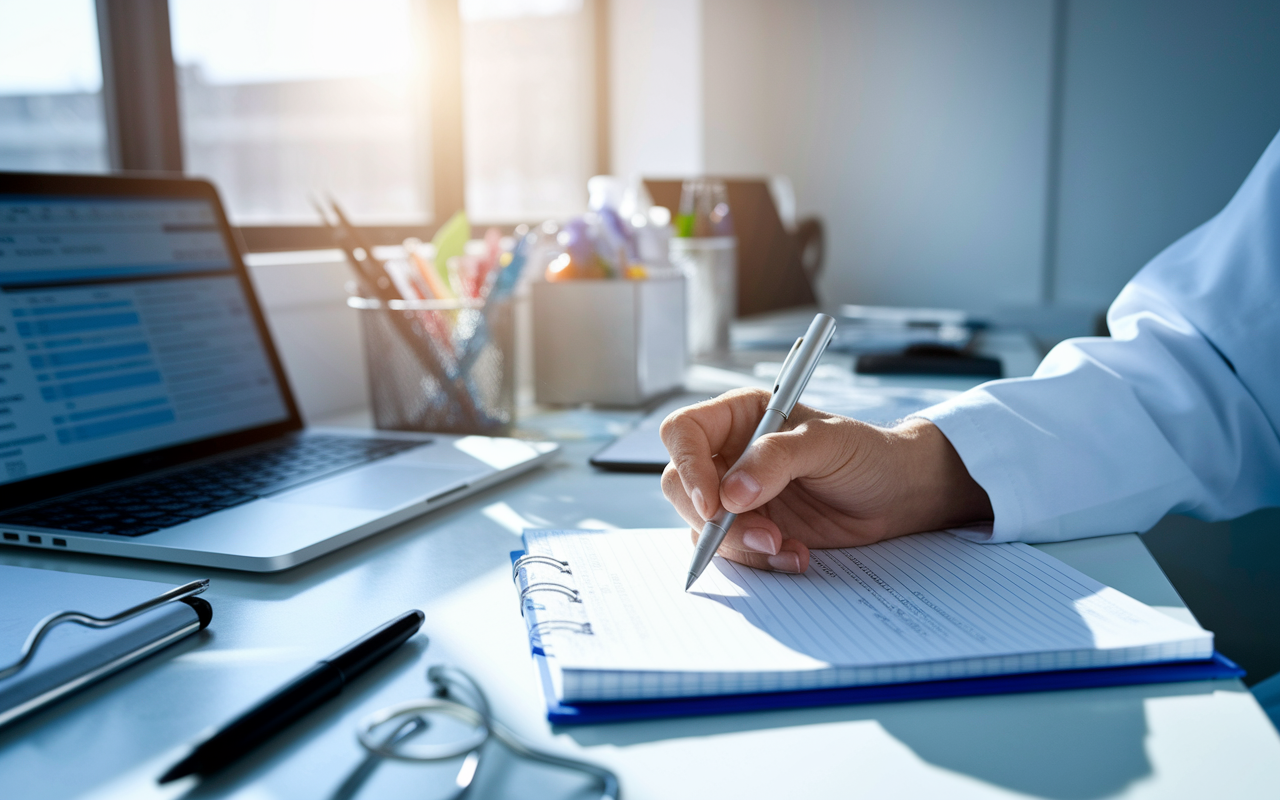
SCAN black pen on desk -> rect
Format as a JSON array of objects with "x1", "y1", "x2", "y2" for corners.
[{"x1": 158, "y1": 610, "x2": 425, "y2": 784}]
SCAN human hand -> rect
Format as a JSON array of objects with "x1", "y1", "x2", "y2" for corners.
[{"x1": 659, "y1": 388, "x2": 992, "y2": 573}]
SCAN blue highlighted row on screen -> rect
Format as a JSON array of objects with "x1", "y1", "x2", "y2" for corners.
[
  {"x1": 54, "y1": 358, "x2": 153, "y2": 381},
  {"x1": 61, "y1": 396, "x2": 169, "y2": 423},
  {"x1": 17, "y1": 312, "x2": 141, "y2": 337},
  {"x1": 56, "y1": 408, "x2": 177, "y2": 444},
  {"x1": 0, "y1": 262, "x2": 231, "y2": 287},
  {"x1": 40, "y1": 370, "x2": 162, "y2": 401},
  {"x1": 30, "y1": 341, "x2": 150, "y2": 368},
  {"x1": 11, "y1": 300, "x2": 133, "y2": 317},
  {"x1": 0, "y1": 434, "x2": 47, "y2": 450}
]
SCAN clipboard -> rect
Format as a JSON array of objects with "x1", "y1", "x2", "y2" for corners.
[{"x1": 0, "y1": 567, "x2": 212, "y2": 728}]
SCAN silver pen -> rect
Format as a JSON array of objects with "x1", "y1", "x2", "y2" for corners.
[{"x1": 685, "y1": 313, "x2": 838, "y2": 590}]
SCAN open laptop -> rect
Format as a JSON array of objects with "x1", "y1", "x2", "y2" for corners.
[{"x1": 0, "y1": 172, "x2": 557, "y2": 572}]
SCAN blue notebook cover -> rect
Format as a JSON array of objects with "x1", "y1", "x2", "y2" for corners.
[
  {"x1": 534, "y1": 650, "x2": 1243, "y2": 726},
  {"x1": 511, "y1": 552, "x2": 1244, "y2": 726}
]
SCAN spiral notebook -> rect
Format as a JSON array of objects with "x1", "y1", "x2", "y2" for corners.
[{"x1": 512, "y1": 529, "x2": 1237, "y2": 724}]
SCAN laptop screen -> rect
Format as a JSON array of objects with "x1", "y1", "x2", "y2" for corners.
[{"x1": 0, "y1": 195, "x2": 292, "y2": 486}]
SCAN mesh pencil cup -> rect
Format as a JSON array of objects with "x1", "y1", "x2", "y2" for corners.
[{"x1": 349, "y1": 296, "x2": 515, "y2": 435}]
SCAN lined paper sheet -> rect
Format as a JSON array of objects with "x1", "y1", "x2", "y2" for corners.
[{"x1": 518, "y1": 529, "x2": 1213, "y2": 702}]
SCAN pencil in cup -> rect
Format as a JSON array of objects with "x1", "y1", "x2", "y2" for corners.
[
  {"x1": 317, "y1": 197, "x2": 499, "y2": 431},
  {"x1": 350, "y1": 295, "x2": 516, "y2": 435},
  {"x1": 399, "y1": 233, "x2": 532, "y2": 418}
]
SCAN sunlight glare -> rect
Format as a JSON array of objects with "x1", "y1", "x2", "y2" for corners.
[
  {"x1": 169, "y1": 0, "x2": 414, "y2": 85},
  {"x1": 0, "y1": 0, "x2": 102, "y2": 95}
]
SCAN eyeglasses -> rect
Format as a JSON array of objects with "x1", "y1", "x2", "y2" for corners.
[{"x1": 333, "y1": 664, "x2": 619, "y2": 800}]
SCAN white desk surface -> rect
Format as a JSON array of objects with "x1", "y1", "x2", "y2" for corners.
[{"x1": 2, "y1": 339, "x2": 1279, "y2": 799}]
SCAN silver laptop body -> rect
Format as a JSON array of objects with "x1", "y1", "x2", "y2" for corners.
[{"x1": 0, "y1": 172, "x2": 556, "y2": 572}]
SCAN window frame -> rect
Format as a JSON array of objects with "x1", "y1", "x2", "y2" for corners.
[{"x1": 93, "y1": 0, "x2": 610, "y2": 253}]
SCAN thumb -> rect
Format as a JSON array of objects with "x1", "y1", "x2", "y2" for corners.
[{"x1": 717, "y1": 417, "x2": 849, "y2": 514}]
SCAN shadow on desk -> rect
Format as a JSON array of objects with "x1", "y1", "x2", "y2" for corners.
[
  {"x1": 564, "y1": 679, "x2": 1240, "y2": 800},
  {"x1": 1143, "y1": 509, "x2": 1280, "y2": 687}
]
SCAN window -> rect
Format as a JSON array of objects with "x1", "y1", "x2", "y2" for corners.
[
  {"x1": 460, "y1": 0, "x2": 599, "y2": 223},
  {"x1": 5, "y1": 0, "x2": 606, "y2": 241},
  {"x1": 0, "y1": 0, "x2": 109, "y2": 173},
  {"x1": 169, "y1": 0, "x2": 432, "y2": 225}
]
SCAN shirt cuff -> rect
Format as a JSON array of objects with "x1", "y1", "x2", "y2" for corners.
[{"x1": 909, "y1": 390, "x2": 1037, "y2": 544}]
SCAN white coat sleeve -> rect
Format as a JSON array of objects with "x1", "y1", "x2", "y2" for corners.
[{"x1": 913, "y1": 128, "x2": 1280, "y2": 543}]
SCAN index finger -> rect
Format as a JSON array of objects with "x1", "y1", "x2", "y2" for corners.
[{"x1": 659, "y1": 388, "x2": 770, "y2": 520}]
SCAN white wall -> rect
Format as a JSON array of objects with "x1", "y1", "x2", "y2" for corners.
[
  {"x1": 609, "y1": 0, "x2": 704, "y2": 178},
  {"x1": 612, "y1": 0, "x2": 1057, "y2": 310},
  {"x1": 700, "y1": 0, "x2": 1055, "y2": 311},
  {"x1": 613, "y1": 0, "x2": 1280, "y2": 318},
  {"x1": 1051, "y1": 0, "x2": 1280, "y2": 309}
]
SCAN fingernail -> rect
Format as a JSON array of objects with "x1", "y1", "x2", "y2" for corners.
[
  {"x1": 767, "y1": 553, "x2": 802, "y2": 573},
  {"x1": 691, "y1": 487, "x2": 708, "y2": 519},
  {"x1": 723, "y1": 471, "x2": 761, "y2": 507},
  {"x1": 741, "y1": 528, "x2": 777, "y2": 555}
]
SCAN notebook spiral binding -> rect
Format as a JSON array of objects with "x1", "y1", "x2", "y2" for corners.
[
  {"x1": 512, "y1": 554, "x2": 570, "y2": 579},
  {"x1": 520, "y1": 582, "x2": 581, "y2": 606},
  {"x1": 512, "y1": 553, "x2": 594, "y2": 649}
]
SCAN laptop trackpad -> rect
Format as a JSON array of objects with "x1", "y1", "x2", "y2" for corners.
[{"x1": 266, "y1": 464, "x2": 474, "y2": 511}]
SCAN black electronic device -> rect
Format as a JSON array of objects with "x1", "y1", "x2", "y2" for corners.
[{"x1": 855, "y1": 344, "x2": 1003, "y2": 378}]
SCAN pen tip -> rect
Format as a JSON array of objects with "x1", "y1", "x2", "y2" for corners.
[
  {"x1": 157, "y1": 765, "x2": 187, "y2": 785},
  {"x1": 158, "y1": 754, "x2": 199, "y2": 785},
  {"x1": 685, "y1": 573, "x2": 696, "y2": 591}
]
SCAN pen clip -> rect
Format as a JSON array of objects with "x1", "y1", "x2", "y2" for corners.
[{"x1": 773, "y1": 337, "x2": 803, "y2": 395}]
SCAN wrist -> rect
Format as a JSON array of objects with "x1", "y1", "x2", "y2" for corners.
[{"x1": 891, "y1": 418, "x2": 993, "y2": 532}]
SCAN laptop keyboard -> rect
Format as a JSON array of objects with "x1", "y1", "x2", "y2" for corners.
[{"x1": 0, "y1": 435, "x2": 424, "y2": 537}]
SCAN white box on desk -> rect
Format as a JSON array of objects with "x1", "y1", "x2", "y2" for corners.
[{"x1": 532, "y1": 277, "x2": 686, "y2": 406}]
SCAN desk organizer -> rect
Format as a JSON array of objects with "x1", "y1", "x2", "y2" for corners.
[
  {"x1": 350, "y1": 296, "x2": 514, "y2": 434},
  {"x1": 531, "y1": 277, "x2": 686, "y2": 407}
]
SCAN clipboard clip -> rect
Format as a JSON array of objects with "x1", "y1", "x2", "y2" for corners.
[{"x1": 0, "y1": 578, "x2": 209, "y2": 681}]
